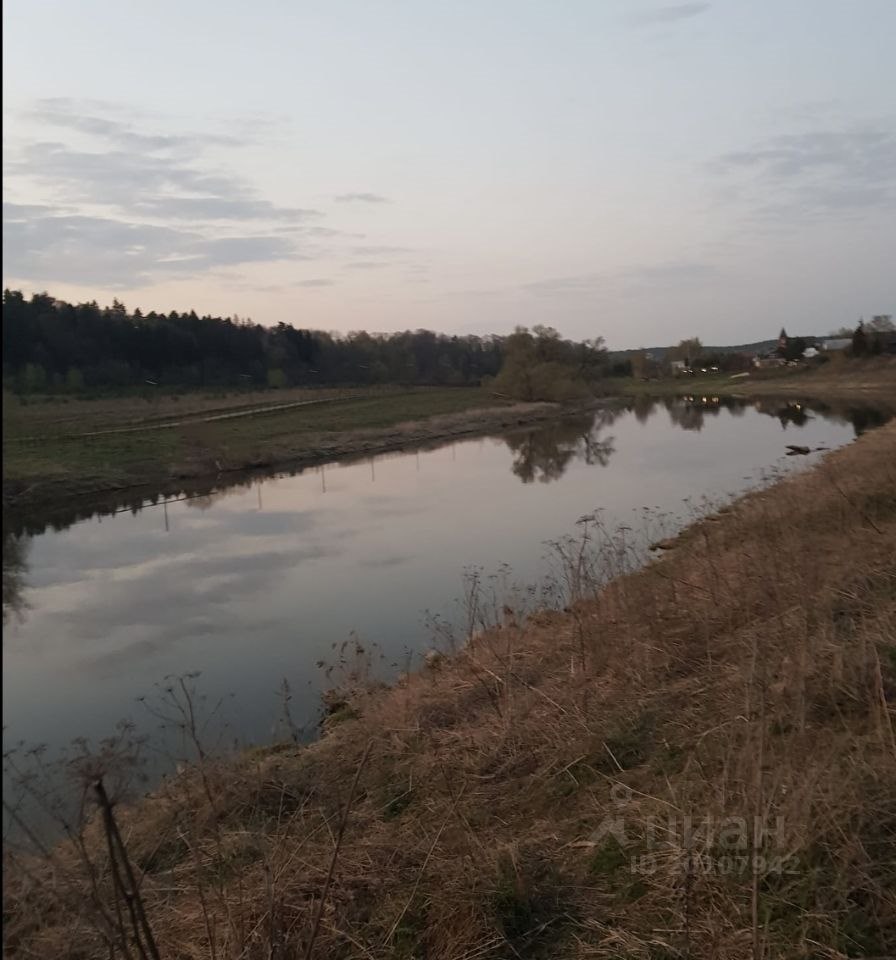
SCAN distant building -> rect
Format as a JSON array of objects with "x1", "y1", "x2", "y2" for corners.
[
  {"x1": 670, "y1": 359, "x2": 688, "y2": 374},
  {"x1": 753, "y1": 355, "x2": 786, "y2": 369},
  {"x1": 821, "y1": 338, "x2": 852, "y2": 352}
]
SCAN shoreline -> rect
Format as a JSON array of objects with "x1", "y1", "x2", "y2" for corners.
[
  {"x1": 6, "y1": 420, "x2": 895, "y2": 957},
  {"x1": 5, "y1": 380, "x2": 895, "y2": 523},
  {"x1": 3, "y1": 398, "x2": 584, "y2": 517},
  {"x1": 5, "y1": 361, "x2": 893, "y2": 516}
]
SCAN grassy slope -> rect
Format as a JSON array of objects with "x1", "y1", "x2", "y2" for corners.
[{"x1": 7, "y1": 423, "x2": 895, "y2": 959}]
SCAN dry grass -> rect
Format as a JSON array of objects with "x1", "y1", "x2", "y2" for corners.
[
  {"x1": 4, "y1": 424, "x2": 896, "y2": 959},
  {"x1": 621, "y1": 356, "x2": 896, "y2": 404}
]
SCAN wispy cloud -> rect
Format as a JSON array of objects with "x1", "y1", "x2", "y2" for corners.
[
  {"x1": 29, "y1": 98, "x2": 241, "y2": 152},
  {"x1": 132, "y1": 196, "x2": 319, "y2": 223},
  {"x1": 522, "y1": 272, "x2": 606, "y2": 298},
  {"x1": 521, "y1": 260, "x2": 717, "y2": 299},
  {"x1": 350, "y1": 244, "x2": 411, "y2": 256},
  {"x1": 3, "y1": 99, "x2": 325, "y2": 286},
  {"x1": 333, "y1": 192, "x2": 390, "y2": 204},
  {"x1": 629, "y1": 3, "x2": 711, "y2": 26},
  {"x1": 621, "y1": 261, "x2": 718, "y2": 286},
  {"x1": 12, "y1": 137, "x2": 316, "y2": 225},
  {"x1": 3, "y1": 202, "x2": 300, "y2": 288},
  {"x1": 304, "y1": 225, "x2": 363, "y2": 238},
  {"x1": 712, "y1": 123, "x2": 896, "y2": 223},
  {"x1": 344, "y1": 260, "x2": 390, "y2": 270}
]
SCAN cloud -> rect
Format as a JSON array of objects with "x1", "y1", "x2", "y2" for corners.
[
  {"x1": 629, "y1": 3, "x2": 711, "y2": 26},
  {"x1": 521, "y1": 260, "x2": 717, "y2": 299},
  {"x1": 349, "y1": 244, "x2": 411, "y2": 256},
  {"x1": 333, "y1": 192, "x2": 390, "y2": 204},
  {"x1": 12, "y1": 139, "x2": 290, "y2": 220},
  {"x1": 132, "y1": 196, "x2": 320, "y2": 222},
  {"x1": 3, "y1": 203, "x2": 298, "y2": 287},
  {"x1": 303, "y1": 225, "x2": 363, "y2": 238},
  {"x1": 621, "y1": 261, "x2": 718, "y2": 286},
  {"x1": 3, "y1": 99, "x2": 325, "y2": 286},
  {"x1": 296, "y1": 278, "x2": 334, "y2": 287},
  {"x1": 4, "y1": 99, "x2": 408, "y2": 291},
  {"x1": 30, "y1": 100, "x2": 241, "y2": 153},
  {"x1": 522, "y1": 273, "x2": 606, "y2": 298},
  {"x1": 713, "y1": 123, "x2": 896, "y2": 222}
]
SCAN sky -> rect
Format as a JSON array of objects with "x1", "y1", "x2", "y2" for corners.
[{"x1": 3, "y1": 1, "x2": 895, "y2": 349}]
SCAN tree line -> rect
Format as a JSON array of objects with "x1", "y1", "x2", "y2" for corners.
[
  {"x1": 1, "y1": 290, "x2": 509, "y2": 392},
  {"x1": 849, "y1": 317, "x2": 895, "y2": 356}
]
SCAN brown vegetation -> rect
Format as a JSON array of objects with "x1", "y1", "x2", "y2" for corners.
[
  {"x1": 730, "y1": 355, "x2": 896, "y2": 399},
  {"x1": 5, "y1": 423, "x2": 896, "y2": 959},
  {"x1": 649, "y1": 356, "x2": 896, "y2": 405}
]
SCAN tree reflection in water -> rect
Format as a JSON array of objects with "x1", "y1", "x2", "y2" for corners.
[
  {"x1": 656, "y1": 394, "x2": 893, "y2": 436},
  {"x1": 503, "y1": 409, "x2": 619, "y2": 484},
  {"x1": 3, "y1": 396, "x2": 891, "y2": 544},
  {"x1": 2, "y1": 531, "x2": 30, "y2": 625}
]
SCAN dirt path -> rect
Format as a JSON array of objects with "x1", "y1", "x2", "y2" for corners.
[{"x1": 7, "y1": 394, "x2": 368, "y2": 442}]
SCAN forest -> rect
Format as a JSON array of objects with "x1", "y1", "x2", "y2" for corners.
[{"x1": 2, "y1": 290, "x2": 517, "y2": 392}]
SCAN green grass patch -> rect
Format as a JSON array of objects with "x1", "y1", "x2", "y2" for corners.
[{"x1": 3, "y1": 387, "x2": 502, "y2": 505}]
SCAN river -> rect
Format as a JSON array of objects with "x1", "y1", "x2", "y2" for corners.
[{"x1": 2, "y1": 394, "x2": 890, "y2": 764}]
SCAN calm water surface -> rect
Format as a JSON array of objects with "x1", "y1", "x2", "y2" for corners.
[{"x1": 3, "y1": 396, "x2": 890, "y2": 758}]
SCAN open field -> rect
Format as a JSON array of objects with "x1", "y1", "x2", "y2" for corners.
[
  {"x1": 1, "y1": 384, "x2": 370, "y2": 440},
  {"x1": 5, "y1": 420, "x2": 895, "y2": 959},
  {"x1": 4, "y1": 387, "x2": 556, "y2": 509}
]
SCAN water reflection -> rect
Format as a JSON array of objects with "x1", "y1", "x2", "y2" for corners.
[
  {"x1": 3, "y1": 392, "x2": 893, "y2": 761},
  {"x1": 656, "y1": 394, "x2": 891, "y2": 436},
  {"x1": 4, "y1": 396, "x2": 891, "y2": 549},
  {"x1": 503, "y1": 409, "x2": 617, "y2": 483},
  {"x1": 2, "y1": 531, "x2": 30, "y2": 625},
  {"x1": 2, "y1": 393, "x2": 889, "y2": 629}
]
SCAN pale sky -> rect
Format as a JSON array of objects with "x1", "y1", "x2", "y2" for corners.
[{"x1": 3, "y1": 1, "x2": 894, "y2": 348}]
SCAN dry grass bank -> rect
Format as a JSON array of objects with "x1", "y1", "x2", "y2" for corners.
[{"x1": 5, "y1": 424, "x2": 896, "y2": 959}]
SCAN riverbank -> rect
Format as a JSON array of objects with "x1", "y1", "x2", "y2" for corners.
[
  {"x1": 5, "y1": 361, "x2": 893, "y2": 513},
  {"x1": 620, "y1": 355, "x2": 896, "y2": 404},
  {"x1": 6, "y1": 421, "x2": 895, "y2": 959},
  {"x1": 3, "y1": 387, "x2": 569, "y2": 511}
]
